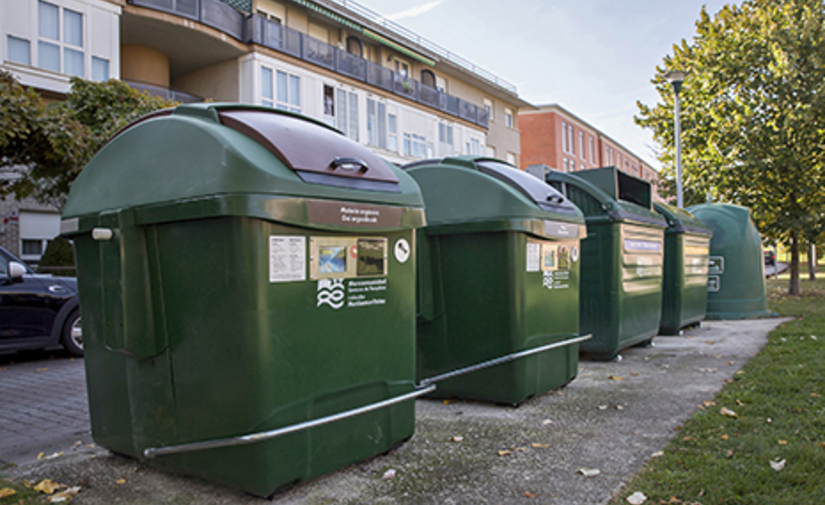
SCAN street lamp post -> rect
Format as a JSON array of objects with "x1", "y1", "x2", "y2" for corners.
[{"x1": 665, "y1": 70, "x2": 687, "y2": 208}]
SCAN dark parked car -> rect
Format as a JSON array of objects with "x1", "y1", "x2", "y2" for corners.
[
  {"x1": 764, "y1": 250, "x2": 776, "y2": 267},
  {"x1": 0, "y1": 246, "x2": 82, "y2": 356}
]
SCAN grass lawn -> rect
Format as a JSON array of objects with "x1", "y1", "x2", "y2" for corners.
[{"x1": 609, "y1": 278, "x2": 825, "y2": 504}]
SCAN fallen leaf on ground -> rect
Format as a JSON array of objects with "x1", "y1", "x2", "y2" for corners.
[
  {"x1": 720, "y1": 407, "x2": 738, "y2": 418},
  {"x1": 450, "y1": 436, "x2": 463, "y2": 442},
  {"x1": 723, "y1": 378, "x2": 734, "y2": 383},
  {"x1": 705, "y1": 340, "x2": 714, "y2": 345},
  {"x1": 515, "y1": 447, "x2": 528, "y2": 452},
  {"x1": 542, "y1": 419, "x2": 553, "y2": 425},
  {"x1": 578, "y1": 468, "x2": 600, "y2": 477},
  {"x1": 726, "y1": 449, "x2": 735, "y2": 458},
  {"x1": 47, "y1": 487, "x2": 80, "y2": 504},
  {"x1": 598, "y1": 405, "x2": 608, "y2": 410},
  {"x1": 609, "y1": 375, "x2": 624, "y2": 381},
  {"x1": 382, "y1": 469, "x2": 396, "y2": 479},
  {"x1": 726, "y1": 361, "x2": 735, "y2": 365},
  {"x1": 778, "y1": 440, "x2": 788, "y2": 445},
  {"x1": 0, "y1": 488, "x2": 16, "y2": 498},
  {"x1": 682, "y1": 437, "x2": 697, "y2": 442},
  {"x1": 811, "y1": 393, "x2": 821, "y2": 398},
  {"x1": 36, "y1": 368, "x2": 49, "y2": 372},
  {"x1": 770, "y1": 459, "x2": 786, "y2": 471},
  {"x1": 531, "y1": 443, "x2": 549, "y2": 448},
  {"x1": 442, "y1": 400, "x2": 450, "y2": 405},
  {"x1": 524, "y1": 491, "x2": 539, "y2": 499},
  {"x1": 115, "y1": 478, "x2": 126, "y2": 485},
  {"x1": 703, "y1": 400, "x2": 717, "y2": 407},
  {"x1": 616, "y1": 405, "x2": 624, "y2": 410},
  {"x1": 34, "y1": 479, "x2": 63, "y2": 494},
  {"x1": 626, "y1": 491, "x2": 647, "y2": 504},
  {"x1": 736, "y1": 399, "x2": 745, "y2": 406},
  {"x1": 43, "y1": 452, "x2": 64, "y2": 460},
  {"x1": 721, "y1": 434, "x2": 729, "y2": 440},
  {"x1": 497, "y1": 450, "x2": 512, "y2": 457},
  {"x1": 37, "y1": 452, "x2": 45, "y2": 460},
  {"x1": 651, "y1": 451, "x2": 664, "y2": 458},
  {"x1": 767, "y1": 418, "x2": 773, "y2": 424},
  {"x1": 630, "y1": 372, "x2": 639, "y2": 376}
]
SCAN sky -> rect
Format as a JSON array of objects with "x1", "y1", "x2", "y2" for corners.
[{"x1": 351, "y1": 0, "x2": 734, "y2": 170}]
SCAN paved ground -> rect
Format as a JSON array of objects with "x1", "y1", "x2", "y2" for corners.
[{"x1": 1, "y1": 318, "x2": 789, "y2": 504}]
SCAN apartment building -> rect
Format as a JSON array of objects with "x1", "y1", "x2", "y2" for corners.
[
  {"x1": 1, "y1": 0, "x2": 529, "y2": 259},
  {"x1": 519, "y1": 104, "x2": 660, "y2": 197}
]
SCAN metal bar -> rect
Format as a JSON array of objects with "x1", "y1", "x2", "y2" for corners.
[
  {"x1": 419, "y1": 335, "x2": 592, "y2": 387},
  {"x1": 143, "y1": 385, "x2": 435, "y2": 458}
]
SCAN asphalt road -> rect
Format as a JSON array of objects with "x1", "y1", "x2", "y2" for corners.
[{"x1": 1, "y1": 317, "x2": 791, "y2": 504}]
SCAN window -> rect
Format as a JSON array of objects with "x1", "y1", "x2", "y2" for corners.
[
  {"x1": 504, "y1": 108, "x2": 513, "y2": 128},
  {"x1": 394, "y1": 59, "x2": 409, "y2": 78},
  {"x1": 470, "y1": 138, "x2": 481, "y2": 156},
  {"x1": 563, "y1": 158, "x2": 569, "y2": 172},
  {"x1": 261, "y1": 67, "x2": 274, "y2": 108},
  {"x1": 589, "y1": 136, "x2": 595, "y2": 163},
  {"x1": 562, "y1": 121, "x2": 568, "y2": 153},
  {"x1": 438, "y1": 123, "x2": 453, "y2": 156},
  {"x1": 92, "y1": 56, "x2": 109, "y2": 81},
  {"x1": 388, "y1": 114, "x2": 398, "y2": 152},
  {"x1": 336, "y1": 89, "x2": 358, "y2": 141},
  {"x1": 404, "y1": 133, "x2": 427, "y2": 159},
  {"x1": 7, "y1": 36, "x2": 31, "y2": 65},
  {"x1": 275, "y1": 70, "x2": 300, "y2": 112},
  {"x1": 22, "y1": 239, "x2": 44, "y2": 256},
  {"x1": 568, "y1": 124, "x2": 574, "y2": 156},
  {"x1": 420, "y1": 69, "x2": 436, "y2": 88},
  {"x1": 38, "y1": 1, "x2": 85, "y2": 76},
  {"x1": 506, "y1": 152, "x2": 516, "y2": 165},
  {"x1": 346, "y1": 36, "x2": 363, "y2": 57},
  {"x1": 367, "y1": 98, "x2": 387, "y2": 149},
  {"x1": 579, "y1": 131, "x2": 585, "y2": 159},
  {"x1": 323, "y1": 84, "x2": 335, "y2": 124}
]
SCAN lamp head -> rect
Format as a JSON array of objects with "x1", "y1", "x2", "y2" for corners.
[{"x1": 664, "y1": 70, "x2": 687, "y2": 93}]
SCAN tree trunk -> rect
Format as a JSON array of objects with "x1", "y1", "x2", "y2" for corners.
[
  {"x1": 789, "y1": 234, "x2": 800, "y2": 295},
  {"x1": 809, "y1": 243, "x2": 817, "y2": 281}
]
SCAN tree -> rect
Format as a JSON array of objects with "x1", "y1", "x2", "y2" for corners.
[
  {"x1": 636, "y1": 0, "x2": 825, "y2": 295},
  {"x1": 0, "y1": 71, "x2": 175, "y2": 208}
]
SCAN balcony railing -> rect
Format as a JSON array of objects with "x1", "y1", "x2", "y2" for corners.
[
  {"x1": 127, "y1": 0, "x2": 490, "y2": 128},
  {"x1": 124, "y1": 79, "x2": 204, "y2": 103}
]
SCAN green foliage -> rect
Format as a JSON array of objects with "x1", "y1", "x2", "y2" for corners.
[
  {"x1": 636, "y1": 0, "x2": 825, "y2": 290},
  {"x1": 0, "y1": 71, "x2": 175, "y2": 208},
  {"x1": 39, "y1": 236, "x2": 75, "y2": 267}
]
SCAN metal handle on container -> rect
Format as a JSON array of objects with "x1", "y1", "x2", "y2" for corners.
[
  {"x1": 330, "y1": 157, "x2": 369, "y2": 173},
  {"x1": 419, "y1": 334, "x2": 592, "y2": 387},
  {"x1": 143, "y1": 385, "x2": 435, "y2": 459}
]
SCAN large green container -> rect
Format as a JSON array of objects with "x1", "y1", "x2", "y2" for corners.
[
  {"x1": 60, "y1": 104, "x2": 429, "y2": 497},
  {"x1": 534, "y1": 165, "x2": 667, "y2": 360},
  {"x1": 403, "y1": 156, "x2": 587, "y2": 404},
  {"x1": 686, "y1": 203, "x2": 771, "y2": 319},
  {"x1": 654, "y1": 203, "x2": 713, "y2": 335}
]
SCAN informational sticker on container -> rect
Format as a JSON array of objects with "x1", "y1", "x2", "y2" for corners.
[
  {"x1": 624, "y1": 239, "x2": 663, "y2": 253},
  {"x1": 543, "y1": 270, "x2": 570, "y2": 290},
  {"x1": 316, "y1": 278, "x2": 388, "y2": 310},
  {"x1": 269, "y1": 236, "x2": 306, "y2": 283},
  {"x1": 526, "y1": 242, "x2": 541, "y2": 272},
  {"x1": 306, "y1": 200, "x2": 402, "y2": 228},
  {"x1": 708, "y1": 275, "x2": 720, "y2": 292},
  {"x1": 544, "y1": 220, "x2": 582, "y2": 239}
]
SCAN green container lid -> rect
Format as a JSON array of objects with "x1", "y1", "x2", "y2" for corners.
[
  {"x1": 687, "y1": 203, "x2": 771, "y2": 319},
  {"x1": 404, "y1": 156, "x2": 586, "y2": 236},
  {"x1": 62, "y1": 103, "x2": 424, "y2": 233},
  {"x1": 654, "y1": 202, "x2": 713, "y2": 237}
]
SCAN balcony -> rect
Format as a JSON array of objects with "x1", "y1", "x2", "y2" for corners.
[
  {"x1": 126, "y1": 0, "x2": 489, "y2": 128},
  {"x1": 124, "y1": 79, "x2": 204, "y2": 103}
]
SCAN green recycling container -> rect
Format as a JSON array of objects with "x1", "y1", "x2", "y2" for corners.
[
  {"x1": 60, "y1": 104, "x2": 429, "y2": 497},
  {"x1": 403, "y1": 156, "x2": 587, "y2": 404},
  {"x1": 686, "y1": 203, "x2": 771, "y2": 319},
  {"x1": 534, "y1": 165, "x2": 667, "y2": 360},
  {"x1": 654, "y1": 203, "x2": 713, "y2": 335}
]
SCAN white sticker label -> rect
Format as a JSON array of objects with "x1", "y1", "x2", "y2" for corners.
[
  {"x1": 394, "y1": 238, "x2": 411, "y2": 264},
  {"x1": 571, "y1": 246, "x2": 579, "y2": 263},
  {"x1": 526, "y1": 242, "x2": 541, "y2": 272},
  {"x1": 269, "y1": 236, "x2": 306, "y2": 283}
]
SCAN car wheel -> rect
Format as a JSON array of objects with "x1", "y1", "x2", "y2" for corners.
[{"x1": 62, "y1": 310, "x2": 83, "y2": 357}]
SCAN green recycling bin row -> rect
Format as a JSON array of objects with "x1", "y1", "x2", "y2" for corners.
[{"x1": 61, "y1": 105, "x2": 591, "y2": 496}]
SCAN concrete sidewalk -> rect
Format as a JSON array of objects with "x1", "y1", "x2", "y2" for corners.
[{"x1": 5, "y1": 318, "x2": 789, "y2": 505}]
